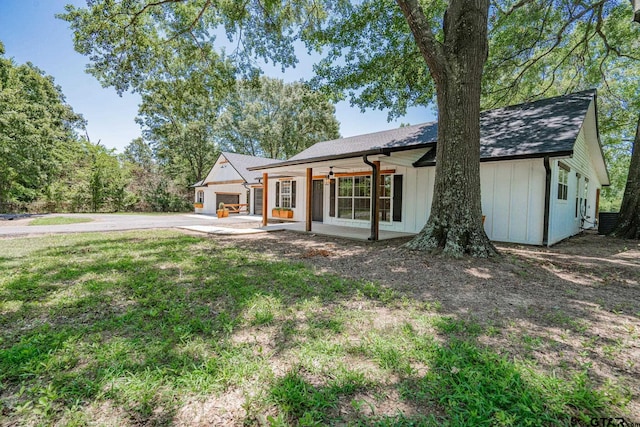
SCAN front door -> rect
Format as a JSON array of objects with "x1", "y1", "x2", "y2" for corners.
[
  {"x1": 254, "y1": 188, "x2": 263, "y2": 215},
  {"x1": 312, "y1": 180, "x2": 324, "y2": 222}
]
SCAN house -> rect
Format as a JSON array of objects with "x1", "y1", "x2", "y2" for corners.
[
  {"x1": 193, "y1": 152, "x2": 280, "y2": 215},
  {"x1": 249, "y1": 90, "x2": 609, "y2": 246}
]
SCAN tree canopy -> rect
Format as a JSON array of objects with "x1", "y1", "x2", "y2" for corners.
[
  {"x1": 0, "y1": 42, "x2": 85, "y2": 210},
  {"x1": 218, "y1": 76, "x2": 340, "y2": 159}
]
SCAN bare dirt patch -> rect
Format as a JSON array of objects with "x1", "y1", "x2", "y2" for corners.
[{"x1": 208, "y1": 229, "x2": 640, "y2": 417}]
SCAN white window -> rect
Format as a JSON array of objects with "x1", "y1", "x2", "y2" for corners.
[
  {"x1": 280, "y1": 180, "x2": 292, "y2": 208},
  {"x1": 197, "y1": 190, "x2": 204, "y2": 203},
  {"x1": 338, "y1": 176, "x2": 371, "y2": 220},
  {"x1": 557, "y1": 166, "x2": 569, "y2": 201},
  {"x1": 379, "y1": 174, "x2": 392, "y2": 222}
]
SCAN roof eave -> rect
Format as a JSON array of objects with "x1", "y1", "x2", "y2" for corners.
[
  {"x1": 248, "y1": 142, "x2": 436, "y2": 171},
  {"x1": 413, "y1": 150, "x2": 575, "y2": 167}
]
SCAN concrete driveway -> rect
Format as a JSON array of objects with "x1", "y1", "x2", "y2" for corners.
[{"x1": 0, "y1": 213, "x2": 263, "y2": 236}]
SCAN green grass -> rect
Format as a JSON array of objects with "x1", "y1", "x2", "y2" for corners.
[
  {"x1": 0, "y1": 231, "x2": 624, "y2": 426},
  {"x1": 29, "y1": 216, "x2": 93, "y2": 226}
]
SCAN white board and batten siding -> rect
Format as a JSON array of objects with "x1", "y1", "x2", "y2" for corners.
[
  {"x1": 194, "y1": 154, "x2": 249, "y2": 215},
  {"x1": 313, "y1": 157, "x2": 546, "y2": 246},
  {"x1": 401, "y1": 159, "x2": 546, "y2": 245},
  {"x1": 548, "y1": 118, "x2": 602, "y2": 245},
  {"x1": 480, "y1": 159, "x2": 546, "y2": 245}
]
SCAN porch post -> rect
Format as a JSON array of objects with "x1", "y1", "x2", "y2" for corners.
[
  {"x1": 306, "y1": 168, "x2": 312, "y2": 232},
  {"x1": 373, "y1": 161, "x2": 381, "y2": 240},
  {"x1": 262, "y1": 173, "x2": 268, "y2": 227}
]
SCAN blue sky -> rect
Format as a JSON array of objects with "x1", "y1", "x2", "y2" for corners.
[{"x1": 0, "y1": 0, "x2": 435, "y2": 153}]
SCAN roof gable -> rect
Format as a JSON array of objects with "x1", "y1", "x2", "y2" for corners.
[
  {"x1": 478, "y1": 90, "x2": 594, "y2": 159},
  {"x1": 221, "y1": 152, "x2": 280, "y2": 183},
  {"x1": 199, "y1": 152, "x2": 280, "y2": 185}
]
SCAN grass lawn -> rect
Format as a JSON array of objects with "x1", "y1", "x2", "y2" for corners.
[
  {"x1": 29, "y1": 216, "x2": 94, "y2": 226},
  {"x1": 0, "y1": 230, "x2": 631, "y2": 426}
]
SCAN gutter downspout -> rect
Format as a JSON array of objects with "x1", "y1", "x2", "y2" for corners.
[
  {"x1": 363, "y1": 154, "x2": 379, "y2": 241},
  {"x1": 242, "y1": 182, "x2": 252, "y2": 214},
  {"x1": 543, "y1": 156, "x2": 551, "y2": 246}
]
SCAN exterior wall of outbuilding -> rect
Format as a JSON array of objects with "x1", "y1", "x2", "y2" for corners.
[
  {"x1": 194, "y1": 183, "x2": 250, "y2": 215},
  {"x1": 194, "y1": 154, "x2": 251, "y2": 215},
  {"x1": 548, "y1": 119, "x2": 602, "y2": 245}
]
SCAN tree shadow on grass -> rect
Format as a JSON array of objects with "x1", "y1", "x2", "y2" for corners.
[
  {"x1": 0, "y1": 231, "x2": 630, "y2": 425},
  {"x1": 265, "y1": 317, "x2": 610, "y2": 426},
  {"x1": 216, "y1": 231, "x2": 638, "y2": 422},
  {"x1": 0, "y1": 232, "x2": 386, "y2": 424}
]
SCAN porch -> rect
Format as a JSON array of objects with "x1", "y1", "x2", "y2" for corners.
[{"x1": 262, "y1": 221, "x2": 415, "y2": 241}]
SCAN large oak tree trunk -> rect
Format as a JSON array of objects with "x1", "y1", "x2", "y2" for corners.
[
  {"x1": 612, "y1": 114, "x2": 640, "y2": 239},
  {"x1": 399, "y1": 0, "x2": 497, "y2": 256}
]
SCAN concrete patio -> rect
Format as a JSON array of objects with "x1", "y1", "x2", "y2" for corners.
[
  {"x1": 262, "y1": 221, "x2": 415, "y2": 241},
  {"x1": 182, "y1": 214, "x2": 415, "y2": 241}
]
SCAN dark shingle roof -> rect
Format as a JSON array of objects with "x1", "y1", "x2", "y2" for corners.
[
  {"x1": 251, "y1": 90, "x2": 596, "y2": 170},
  {"x1": 222, "y1": 152, "x2": 280, "y2": 183},
  {"x1": 415, "y1": 89, "x2": 595, "y2": 166},
  {"x1": 287, "y1": 121, "x2": 438, "y2": 161}
]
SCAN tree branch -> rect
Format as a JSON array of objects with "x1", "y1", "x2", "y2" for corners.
[{"x1": 395, "y1": 0, "x2": 446, "y2": 84}]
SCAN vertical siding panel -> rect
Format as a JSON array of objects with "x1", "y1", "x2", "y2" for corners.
[
  {"x1": 509, "y1": 163, "x2": 529, "y2": 243},
  {"x1": 480, "y1": 164, "x2": 495, "y2": 239},
  {"x1": 407, "y1": 167, "x2": 418, "y2": 232},
  {"x1": 492, "y1": 163, "x2": 511, "y2": 241},
  {"x1": 527, "y1": 160, "x2": 546, "y2": 245}
]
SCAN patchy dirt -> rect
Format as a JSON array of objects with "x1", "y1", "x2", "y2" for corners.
[{"x1": 206, "y1": 229, "x2": 640, "y2": 418}]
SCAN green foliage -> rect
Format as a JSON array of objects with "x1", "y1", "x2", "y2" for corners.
[
  {"x1": 309, "y1": 0, "x2": 442, "y2": 119},
  {"x1": 218, "y1": 76, "x2": 340, "y2": 159},
  {"x1": 122, "y1": 138, "x2": 190, "y2": 212},
  {"x1": 0, "y1": 49, "x2": 85, "y2": 210},
  {"x1": 136, "y1": 56, "x2": 233, "y2": 185},
  {"x1": 480, "y1": 1, "x2": 640, "y2": 210},
  {"x1": 59, "y1": 0, "x2": 640, "y2": 215},
  {"x1": 145, "y1": 178, "x2": 192, "y2": 212},
  {"x1": 42, "y1": 139, "x2": 136, "y2": 213}
]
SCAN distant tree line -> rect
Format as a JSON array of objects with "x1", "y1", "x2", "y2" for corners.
[{"x1": 0, "y1": 42, "x2": 340, "y2": 213}]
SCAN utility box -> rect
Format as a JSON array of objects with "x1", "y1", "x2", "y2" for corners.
[{"x1": 598, "y1": 212, "x2": 619, "y2": 235}]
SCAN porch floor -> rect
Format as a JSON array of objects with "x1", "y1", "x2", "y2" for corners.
[{"x1": 262, "y1": 221, "x2": 416, "y2": 241}]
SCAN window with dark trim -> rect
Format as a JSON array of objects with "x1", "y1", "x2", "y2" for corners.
[
  {"x1": 275, "y1": 180, "x2": 296, "y2": 208},
  {"x1": 379, "y1": 174, "x2": 392, "y2": 222},
  {"x1": 338, "y1": 176, "x2": 371, "y2": 220},
  {"x1": 281, "y1": 180, "x2": 292, "y2": 208},
  {"x1": 330, "y1": 174, "x2": 402, "y2": 222}
]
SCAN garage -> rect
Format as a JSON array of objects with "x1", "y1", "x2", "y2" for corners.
[{"x1": 216, "y1": 193, "x2": 239, "y2": 208}]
